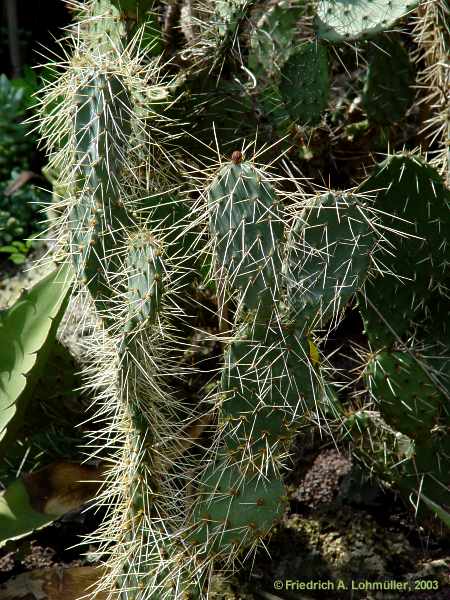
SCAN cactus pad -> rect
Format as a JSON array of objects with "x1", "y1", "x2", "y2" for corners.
[
  {"x1": 279, "y1": 43, "x2": 330, "y2": 126},
  {"x1": 286, "y1": 192, "x2": 376, "y2": 326},
  {"x1": 220, "y1": 321, "x2": 316, "y2": 457},
  {"x1": 362, "y1": 35, "x2": 414, "y2": 124},
  {"x1": 358, "y1": 154, "x2": 450, "y2": 347},
  {"x1": 248, "y1": 1, "x2": 301, "y2": 80},
  {"x1": 315, "y1": 0, "x2": 419, "y2": 41},
  {"x1": 190, "y1": 460, "x2": 285, "y2": 552},
  {"x1": 208, "y1": 160, "x2": 284, "y2": 317},
  {"x1": 365, "y1": 351, "x2": 449, "y2": 441}
]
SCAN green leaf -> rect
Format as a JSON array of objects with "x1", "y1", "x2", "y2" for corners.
[
  {"x1": 0, "y1": 462, "x2": 103, "y2": 545},
  {"x1": 418, "y1": 493, "x2": 450, "y2": 528},
  {"x1": 11, "y1": 240, "x2": 27, "y2": 251},
  {"x1": 11, "y1": 254, "x2": 27, "y2": 264},
  {"x1": 0, "y1": 263, "x2": 74, "y2": 454},
  {"x1": 0, "y1": 478, "x2": 55, "y2": 544}
]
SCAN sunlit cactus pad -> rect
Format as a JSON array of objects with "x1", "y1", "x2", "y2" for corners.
[
  {"x1": 286, "y1": 191, "x2": 377, "y2": 325},
  {"x1": 207, "y1": 159, "x2": 284, "y2": 315},
  {"x1": 315, "y1": 0, "x2": 419, "y2": 41}
]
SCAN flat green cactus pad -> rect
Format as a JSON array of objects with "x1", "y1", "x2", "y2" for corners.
[
  {"x1": 401, "y1": 437, "x2": 450, "y2": 509},
  {"x1": 362, "y1": 35, "x2": 414, "y2": 124},
  {"x1": 286, "y1": 192, "x2": 376, "y2": 326},
  {"x1": 279, "y1": 43, "x2": 330, "y2": 126},
  {"x1": 221, "y1": 322, "x2": 316, "y2": 455},
  {"x1": 358, "y1": 154, "x2": 450, "y2": 347},
  {"x1": 315, "y1": 0, "x2": 419, "y2": 41},
  {"x1": 189, "y1": 460, "x2": 285, "y2": 552},
  {"x1": 366, "y1": 351, "x2": 449, "y2": 441},
  {"x1": 208, "y1": 160, "x2": 284, "y2": 316}
]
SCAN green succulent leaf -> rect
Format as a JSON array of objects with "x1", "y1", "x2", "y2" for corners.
[
  {"x1": 0, "y1": 263, "x2": 73, "y2": 453},
  {"x1": 0, "y1": 462, "x2": 103, "y2": 545},
  {"x1": 0, "y1": 478, "x2": 55, "y2": 545}
]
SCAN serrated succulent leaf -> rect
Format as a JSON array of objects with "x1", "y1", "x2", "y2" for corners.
[{"x1": 0, "y1": 264, "x2": 73, "y2": 453}]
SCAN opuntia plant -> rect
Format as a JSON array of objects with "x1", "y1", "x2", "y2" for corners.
[{"x1": 2, "y1": 0, "x2": 447, "y2": 597}]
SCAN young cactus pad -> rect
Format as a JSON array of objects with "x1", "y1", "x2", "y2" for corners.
[{"x1": 207, "y1": 157, "x2": 284, "y2": 317}]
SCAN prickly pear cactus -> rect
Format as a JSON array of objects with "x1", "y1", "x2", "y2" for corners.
[
  {"x1": 358, "y1": 153, "x2": 450, "y2": 347},
  {"x1": 70, "y1": 72, "x2": 135, "y2": 313},
  {"x1": 279, "y1": 43, "x2": 330, "y2": 127},
  {"x1": 184, "y1": 156, "x2": 323, "y2": 569},
  {"x1": 32, "y1": 0, "x2": 450, "y2": 597},
  {"x1": 362, "y1": 34, "x2": 414, "y2": 124},
  {"x1": 356, "y1": 349, "x2": 450, "y2": 517},
  {"x1": 285, "y1": 191, "x2": 378, "y2": 327}
]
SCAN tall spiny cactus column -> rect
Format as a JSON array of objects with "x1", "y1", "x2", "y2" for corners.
[
  {"x1": 70, "y1": 71, "x2": 135, "y2": 316},
  {"x1": 38, "y1": 2, "x2": 200, "y2": 598}
]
